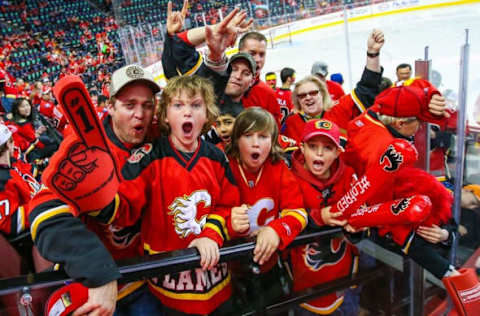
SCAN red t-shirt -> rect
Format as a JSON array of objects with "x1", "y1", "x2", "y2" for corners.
[{"x1": 242, "y1": 79, "x2": 281, "y2": 127}]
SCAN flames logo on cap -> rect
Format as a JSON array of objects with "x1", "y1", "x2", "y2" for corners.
[
  {"x1": 125, "y1": 65, "x2": 144, "y2": 79},
  {"x1": 314, "y1": 120, "x2": 332, "y2": 130}
]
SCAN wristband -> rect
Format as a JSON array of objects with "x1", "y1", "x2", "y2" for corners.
[
  {"x1": 204, "y1": 52, "x2": 227, "y2": 67},
  {"x1": 367, "y1": 51, "x2": 380, "y2": 58}
]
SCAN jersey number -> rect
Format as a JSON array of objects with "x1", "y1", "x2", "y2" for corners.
[{"x1": 0, "y1": 199, "x2": 10, "y2": 221}]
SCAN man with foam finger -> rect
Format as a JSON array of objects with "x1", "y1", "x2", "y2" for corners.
[{"x1": 29, "y1": 65, "x2": 164, "y2": 316}]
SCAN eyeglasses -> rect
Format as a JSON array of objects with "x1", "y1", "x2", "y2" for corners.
[{"x1": 297, "y1": 90, "x2": 320, "y2": 100}]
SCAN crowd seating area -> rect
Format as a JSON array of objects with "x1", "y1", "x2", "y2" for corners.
[
  {"x1": 0, "y1": 0, "x2": 373, "y2": 95},
  {"x1": 0, "y1": 0, "x2": 123, "y2": 94},
  {"x1": 114, "y1": 0, "x2": 347, "y2": 27}
]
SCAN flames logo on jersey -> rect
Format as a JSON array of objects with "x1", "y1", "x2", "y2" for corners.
[
  {"x1": 127, "y1": 143, "x2": 153, "y2": 163},
  {"x1": 380, "y1": 144, "x2": 403, "y2": 172},
  {"x1": 304, "y1": 239, "x2": 347, "y2": 271},
  {"x1": 108, "y1": 220, "x2": 141, "y2": 248},
  {"x1": 391, "y1": 197, "x2": 413, "y2": 215},
  {"x1": 168, "y1": 190, "x2": 210, "y2": 238}
]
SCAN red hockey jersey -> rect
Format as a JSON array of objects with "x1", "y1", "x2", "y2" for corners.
[
  {"x1": 227, "y1": 158, "x2": 307, "y2": 249},
  {"x1": 344, "y1": 111, "x2": 452, "y2": 246},
  {"x1": 0, "y1": 159, "x2": 40, "y2": 237},
  {"x1": 282, "y1": 111, "x2": 325, "y2": 144},
  {"x1": 7, "y1": 120, "x2": 44, "y2": 152},
  {"x1": 243, "y1": 80, "x2": 282, "y2": 128},
  {"x1": 289, "y1": 150, "x2": 358, "y2": 314},
  {"x1": 101, "y1": 136, "x2": 240, "y2": 315},
  {"x1": 275, "y1": 87, "x2": 294, "y2": 126}
]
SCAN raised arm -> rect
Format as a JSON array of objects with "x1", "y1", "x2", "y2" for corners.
[{"x1": 366, "y1": 29, "x2": 384, "y2": 73}]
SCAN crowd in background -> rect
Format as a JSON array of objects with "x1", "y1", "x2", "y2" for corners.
[{"x1": 0, "y1": 1, "x2": 480, "y2": 316}]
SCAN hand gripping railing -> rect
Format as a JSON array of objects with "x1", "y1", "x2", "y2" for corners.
[{"x1": 0, "y1": 227, "x2": 390, "y2": 314}]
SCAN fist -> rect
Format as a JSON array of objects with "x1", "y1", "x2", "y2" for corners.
[{"x1": 231, "y1": 204, "x2": 250, "y2": 234}]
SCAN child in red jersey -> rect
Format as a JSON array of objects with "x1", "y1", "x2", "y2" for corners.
[
  {"x1": 7, "y1": 98, "x2": 45, "y2": 156},
  {"x1": 289, "y1": 119, "x2": 359, "y2": 315},
  {"x1": 226, "y1": 107, "x2": 307, "y2": 310},
  {"x1": 0, "y1": 123, "x2": 51, "y2": 315},
  {"x1": 98, "y1": 75, "x2": 241, "y2": 315}
]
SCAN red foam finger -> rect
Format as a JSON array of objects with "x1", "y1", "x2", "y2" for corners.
[{"x1": 53, "y1": 75, "x2": 109, "y2": 150}]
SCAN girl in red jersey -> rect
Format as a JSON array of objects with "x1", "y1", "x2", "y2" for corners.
[
  {"x1": 289, "y1": 119, "x2": 359, "y2": 316},
  {"x1": 8, "y1": 98, "x2": 45, "y2": 157},
  {"x1": 226, "y1": 107, "x2": 307, "y2": 310},
  {"x1": 8, "y1": 98, "x2": 57, "y2": 162},
  {"x1": 282, "y1": 76, "x2": 333, "y2": 143}
]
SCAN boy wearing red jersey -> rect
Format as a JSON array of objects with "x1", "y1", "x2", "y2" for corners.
[
  {"x1": 290, "y1": 119, "x2": 358, "y2": 315},
  {"x1": 97, "y1": 75, "x2": 241, "y2": 315},
  {"x1": 226, "y1": 107, "x2": 307, "y2": 311}
]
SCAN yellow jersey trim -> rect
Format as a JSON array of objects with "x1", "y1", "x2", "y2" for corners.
[
  {"x1": 143, "y1": 242, "x2": 161, "y2": 255},
  {"x1": 179, "y1": 54, "x2": 203, "y2": 77},
  {"x1": 31, "y1": 205, "x2": 71, "y2": 241},
  {"x1": 300, "y1": 296, "x2": 344, "y2": 315},
  {"x1": 351, "y1": 89, "x2": 366, "y2": 113},
  {"x1": 364, "y1": 113, "x2": 387, "y2": 129},
  {"x1": 204, "y1": 223, "x2": 224, "y2": 241},
  {"x1": 281, "y1": 209, "x2": 308, "y2": 229},
  {"x1": 117, "y1": 281, "x2": 146, "y2": 301},
  {"x1": 207, "y1": 214, "x2": 229, "y2": 241}
]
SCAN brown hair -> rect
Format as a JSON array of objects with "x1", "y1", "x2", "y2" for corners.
[
  {"x1": 292, "y1": 76, "x2": 333, "y2": 112},
  {"x1": 239, "y1": 31, "x2": 267, "y2": 50},
  {"x1": 158, "y1": 75, "x2": 218, "y2": 135},
  {"x1": 226, "y1": 107, "x2": 284, "y2": 164}
]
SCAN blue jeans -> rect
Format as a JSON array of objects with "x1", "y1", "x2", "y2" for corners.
[{"x1": 114, "y1": 285, "x2": 164, "y2": 316}]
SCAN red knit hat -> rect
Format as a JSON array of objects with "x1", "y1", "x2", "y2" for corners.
[
  {"x1": 371, "y1": 79, "x2": 445, "y2": 125},
  {"x1": 301, "y1": 119, "x2": 343, "y2": 151},
  {"x1": 45, "y1": 283, "x2": 88, "y2": 316}
]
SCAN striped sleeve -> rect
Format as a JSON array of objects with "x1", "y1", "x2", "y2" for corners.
[
  {"x1": 28, "y1": 187, "x2": 121, "y2": 287},
  {"x1": 268, "y1": 164, "x2": 307, "y2": 250},
  {"x1": 200, "y1": 148, "x2": 240, "y2": 246}
]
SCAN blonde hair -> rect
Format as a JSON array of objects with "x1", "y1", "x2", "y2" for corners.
[
  {"x1": 292, "y1": 76, "x2": 333, "y2": 112},
  {"x1": 226, "y1": 107, "x2": 284, "y2": 164},
  {"x1": 377, "y1": 114, "x2": 417, "y2": 126},
  {"x1": 158, "y1": 75, "x2": 218, "y2": 134}
]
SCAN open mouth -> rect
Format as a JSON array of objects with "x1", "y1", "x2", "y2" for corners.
[
  {"x1": 313, "y1": 160, "x2": 324, "y2": 169},
  {"x1": 251, "y1": 153, "x2": 260, "y2": 160},
  {"x1": 133, "y1": 125, "x2": 144, "y2": 134},
  {"x1": 182, "y1": 122, "x2": 193, "y2": 134},
  {"x1": 221, "y1": 135, "x2": 231, "y2": 143}
]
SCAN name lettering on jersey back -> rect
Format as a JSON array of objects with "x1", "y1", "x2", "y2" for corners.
[
  {"x1": 336, "y1": 176, "x2": 370, "y2": 213},
  {"x1": 168, "y1": 190, "x2": 210, "y2": 238},
  {"x1": 155, "y1": 262, "x2": 229, "y2": 293}
]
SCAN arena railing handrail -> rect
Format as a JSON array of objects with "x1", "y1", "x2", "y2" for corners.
[{"x1": 0, "y1": 227, "x2": 346, "y2": 296}]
